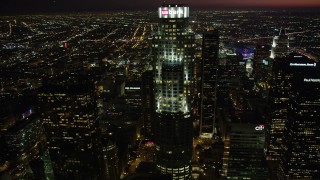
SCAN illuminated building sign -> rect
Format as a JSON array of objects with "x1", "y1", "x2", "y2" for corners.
[
  {"x1": 125, "y1": 87, "x2": 140, "y2": 90},
  {"x1": 161, "y1": 10, "x2": 169, "y2": 15},
  {"x1": 255, "y1": 124, "x2": 264, "y2": 131},
  {"x1": 289, "y1": 63, "x2": 316, "y2": 67},
  {"x1": 304, "y1": 78, "x2": 320, "y2": 83},
  {"x1": 158, "y1": 6, "x2": 189, "y2": 19}
]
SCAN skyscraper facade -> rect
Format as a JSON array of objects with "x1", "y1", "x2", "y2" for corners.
[
  {"x1": 267, "y1": 62, "x2": 292, "y2": 161},
  {"x1": 38, "y1": 75, "x2": 99, "y2": 179},
  {"x1": 275, "y1": 54, "x2": 320, "y2": 179},
  {"x1": 4, "y1": 114, "x2": 54, "y2": 179},
  {"x1": 152, "y1": 4, "x2": 195, "y2": 179},
  {"x1": 200, "y1": 29, "x2": 219, "y2": 140},
  {"x1": 102, "y1": 139, "x2": 119, "y2": 180},
  {"x1": 141, "y1": 70, "x2": 155, "y2": 138},
  {"x1": 270, "y1": 29, "x2": 289, "y2": 59},
  {"x1": 0, "y1": 95, "x2": 54, "y2": 179},
  {"x1": 267, "y1": 29, "x2": 290, "y2": 161},
  {"x1": 221, "y1": 117, "x2": 268, "y2": 179}
]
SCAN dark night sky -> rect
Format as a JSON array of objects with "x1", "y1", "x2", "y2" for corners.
[{"x1": 1, "y1": 0, "x2": 320, "y2": 14}]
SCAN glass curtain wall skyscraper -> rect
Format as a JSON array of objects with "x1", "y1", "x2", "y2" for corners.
[
  {"x1": 275, "y1": 55, "x2": 320, "y2": 179},
  {"x1": 38, "y1": 75, "x2": 99, "y2": 179},
  {"x1": 270, "y1": 29, "x2": 289, "y2": 59},
  {"x1": 200, "y1": 29, "x2": 219, "y2": 140},
  {"x1": 152, "y1": 4, "x2": 195, "y2": 180},
  {"x1": 267, "y1": 28, "x2": 290, "y2": 161}
]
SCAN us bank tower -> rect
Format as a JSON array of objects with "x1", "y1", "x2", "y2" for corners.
[{"x1": 152, "y1": 4, "x2": 195, "y2": 179}]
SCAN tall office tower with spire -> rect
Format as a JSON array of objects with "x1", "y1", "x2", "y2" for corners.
[
  {"x1": 200, "y1": 29, "x2": 219, "y2": 140},
  {"x1": 152, "y1": 4, "x2": 195, "y2": 179},
  {"x1": 270, "y1": 29, "x2": 289, "y2": 59}
]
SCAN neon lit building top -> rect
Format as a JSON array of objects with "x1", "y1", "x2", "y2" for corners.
[{"x1": 158, "y1": 4, "x2": 189, "y2": 19}]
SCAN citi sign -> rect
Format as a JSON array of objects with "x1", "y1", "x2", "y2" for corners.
[
  {"x1": 161, "y1": 9, "x2": 184, "y2": 16},
  {"x1": 255, "y1": 124, "x2": 265, "y2": 131}
]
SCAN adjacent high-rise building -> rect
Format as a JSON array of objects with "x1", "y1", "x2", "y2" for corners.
[
  {"x1": 200, "y1": 29, "x2": 219, "y2": 140},
  {"x1": 102, "y1": 139, "x2": 119, "y2": 180},
  {"x1": 38, "y1": 74, "x2": 99, "y2": 179},
  {"x1": 267, "y1": 29, "x2": 290, "y2": 161},
  {"x1": 141, "y1": 70, "x2": 155, "y2": 138},
  {"x1": 221, "y1": 113, "x2": 268, "y2": 179},
  {"x1": 270, "y1": 29, "x2": 289, "y2": 59},
  {"x1": 0, "y1": 95, "x2": 54, "y2": 180},
  {"x1": 152, "y1": 4, "x2": 195, "y2": 179},
  {"x1": 4, "y1": 114, "x2": 54, "y2": 180},
  {"x1": 267, "y1": 63, "x2": 292, "y2": 161},
  {"x1": 274, "y1": 54, "x2": 320, "y2": 179}
]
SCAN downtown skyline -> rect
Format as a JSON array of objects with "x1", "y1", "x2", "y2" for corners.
[{"x1": 1, "y1": 1, "x2": 319, "y2": 179}]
